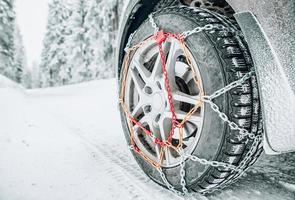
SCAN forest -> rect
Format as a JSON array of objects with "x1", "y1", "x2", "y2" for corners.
[{"x1": 0, "y1": 0, "x2": 122, "y2": 88}]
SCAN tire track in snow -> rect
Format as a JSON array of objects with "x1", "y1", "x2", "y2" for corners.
[
  {"x1": 27, "y1": 103, "x2": 153, "y2": 200},
  {"x1": 49, "y1": 111, "x2": 186, "y2": 200},
  {"x1": 44, "y1": 109, "x2": 295, "y2": 200},
  {"x1": 94, "y1": 150, "x2": 150, "y2": 200},
  {"x1": 25, "y1": 80, "x2": 295, "y2": 200},
  {"x1": 95, "y1": 143, "x2": 211, "y2": 200},
  {"x1": 65, "y1": 126, "x2": 153, "y2": 200}
]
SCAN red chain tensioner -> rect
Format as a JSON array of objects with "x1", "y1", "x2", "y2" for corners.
[
  {"x1": 155, "y1": 31, "x2": 184, "y2": 142},
  {"x1": 123, "y1": 30, "x2": 188, "y2": 167}
]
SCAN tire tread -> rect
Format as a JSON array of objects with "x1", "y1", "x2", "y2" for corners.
[{"x1": 153, "y1": 6, "x2": 263, "y2": 193}]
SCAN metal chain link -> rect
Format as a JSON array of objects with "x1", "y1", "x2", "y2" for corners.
[
  {"x1": 124, "y1": 31, "x2": 136, "y2": 52},
  {"x1": 201, "y1": 128, "x2": 263, "y2": 195},
  {"x1": 157, "y1": 168, "x2": 184, "y2": 196},
  {"x1": 185, "y1": 154, "x2": 237, "y2": 171},
  {"x1": 149, "y1": 13, "x2": 216, "y2": 39},
  {"x1": 178, "y1": 150, "x2": 188, "y2": 194},
  {"x1": 127, "y1": 14, "x2": 263, "y2": 196},
  {"x1": 181, "y1": 24, "x2": 215, "y2": 38},
  {"x1": 235, "y1": 134, "x2": 262, "y2": 173},
  {"x1": 149, "y1": 14, "x2": 160, "y2": 35},
  {"x1": 202, "y1": 99, "x2": 256, "y2": 140},
  {"x1": 203, "y1": 71, "x2": 254, "y2": 101}
]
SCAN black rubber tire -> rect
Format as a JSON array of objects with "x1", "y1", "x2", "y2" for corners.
[{"x1": 119, "y1": 6, "x2": 263, "y2": 194}]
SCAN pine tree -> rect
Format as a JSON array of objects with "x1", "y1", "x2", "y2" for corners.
[
  {"x1": 30, "y1": 61, "x2": 41, "y2": 88},
  {"x1": 84, "y1": 0, "x2": 119, "y2": 79},
  {"x1": 40, "y1": 0, "x2": 72, "y2": 87},
  {"x1": 22, "y1": 68, "x2": 32, "y2": 89},
  {"x1": 101, "y1": 0, "x2": 118, "y2": 79},
  {"x1": 66, "y1": 0, "x2": 92, "y2": 83},
  {"x1": 0, "y1": 0, "x2": 15, "y2": 80},
  {"x1": 83, "y1": 0, "x2": 102, "y2": 79},
  {"x1": 13, "y1": 23, "x2": 27, "y2": 83},
  {"x1": 39, "y1": 0, "x2": 124, "y2": 86}
]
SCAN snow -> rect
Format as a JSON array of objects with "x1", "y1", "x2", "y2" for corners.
[{"x1": 0, "y1": 78, "x2": 294, "y2": 200}]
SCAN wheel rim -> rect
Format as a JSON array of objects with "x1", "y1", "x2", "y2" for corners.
[{"x1": 124, "y1": 37, "x2": 204, "y2": 168}]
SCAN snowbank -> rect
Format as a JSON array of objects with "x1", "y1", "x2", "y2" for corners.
[{"x1": 0, "y1": 75, "x2": 26, "y2": 133}]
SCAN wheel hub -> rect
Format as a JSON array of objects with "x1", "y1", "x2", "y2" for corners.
[
  {"x1": 152, "y1": 92, "x2": 164, "y2": 111},
  {"x1": 142, "y1": 81, "x2": 167, "y2": 125},
  {"x1": 124, "y1": 37, "x2": 204, "y2": 167}
]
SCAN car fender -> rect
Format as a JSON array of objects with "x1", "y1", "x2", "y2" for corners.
[{"x1": 229, "y1": 2, "x2": 295, "y2": 154}]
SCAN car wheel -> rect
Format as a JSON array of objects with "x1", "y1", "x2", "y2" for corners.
[{"x1": 118, "y1": 6, "x2": 263, "y2": 194}]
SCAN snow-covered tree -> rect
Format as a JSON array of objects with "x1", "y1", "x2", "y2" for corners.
[
  {"x1": 40, "y1": 0, "x2": 72, "y2": 87},
  {"x1": 22, "y1": 68, "x2": 32, "y2": 89},
  {"x1": 0, "y1": 0, "x2": 16, "y2": 80},
  {"x1": 83, "y1": 0, "x2": 103, "y2": 79},
  {"x1": 13, "y1": 23, "x2": 27, "y2": 83},
  {"x1": 65, "y1": 0, "x2": 92, "y2": 83},
  {"x1": 39, "y1": 0, "x2": 124, "y2": 86},
  {"x1": 84, "y1": 0, "x2": 119, "y2": 79},
  {"x1": 30, "y1": 61, "x2": 41, "y2": 88}
]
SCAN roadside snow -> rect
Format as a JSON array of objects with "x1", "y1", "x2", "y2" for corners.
[{"x1": 0, "y1": 78, "x2": 294, "y2": 200}]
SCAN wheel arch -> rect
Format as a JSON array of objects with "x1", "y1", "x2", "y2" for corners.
[{"x1": 115, "y1": 0, "x2": 158, "y2": 82}]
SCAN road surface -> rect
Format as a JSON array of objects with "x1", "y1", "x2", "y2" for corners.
[{"x1": 0, "y1": 79, "x2": 294, "y2": 200}]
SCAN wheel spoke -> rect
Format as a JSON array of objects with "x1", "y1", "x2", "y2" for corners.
[
  {"x1": 154, "y1": 145, "x2": 162, "y2": 162},
  {"x1": 130, "y1": 68, "x2": 145, "y2": 94},
  {"x1": 164, "y1": 146, "x2": 174, "y2": 165},
  {"x1": 132, "y1": 116, "x2": 156, "y2": 161},
  {"x1": 133, "y1": 116, "x2": 148, "y2": 131},
  {"x1": 172, "y1": 126, "x2": 191, "y2": 140},
  {"x1": 166, "y1": 39, "x2": 183, "y2": 88},
  {"x1": 159, "y1": 120, "x2": 173, "y2": 164},
  {"x1": 131, "y1": 59, "x2": 151, "y2": 83},
  {"x1": 146, "y1": 119, "x2": 162, "y2": 161},
  {"x1": 150, "y1": 41, "x2": 170, "y2": 80},
  {"x1": 184, "y1": 69, "x2": 194, "y2": 83},
  {"x1": 164, "y1": 110, "x2": 202, "y2": 126},
  {"x1": 147, "y1": 119, "x2": 158, "y2": 138},
  {"x1": 133, "y1": 117, "x2": 162, "y2": 162},
  {"x1": 131, "y1": 100, "x2": 144, "y2": 117},
  {"x1": 173, "y1": 91, "x2": 201, "y2": 105}
]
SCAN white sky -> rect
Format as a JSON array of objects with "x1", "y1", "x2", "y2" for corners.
[{"x1": 15, "y1": 0, "x2": 49, "y2": 69}]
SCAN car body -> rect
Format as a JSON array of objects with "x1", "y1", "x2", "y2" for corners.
[{"x1": 116, "y1": 0, "x2": 295, "y2": 155}]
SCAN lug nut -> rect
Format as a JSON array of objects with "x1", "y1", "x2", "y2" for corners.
[
  {"x1": 144, "y1": 86, "x2": 153, "y2": 94},
  {"x1": 144, "y1": 105, "x2": 152, "y2": 113}
]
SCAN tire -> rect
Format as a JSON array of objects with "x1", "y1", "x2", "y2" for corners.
[{"x1": 118, "y1": 6, "x2": 263, "y2": 194}]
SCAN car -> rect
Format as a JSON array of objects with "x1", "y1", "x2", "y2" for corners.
[{"x1": 115, "y1": 0, "x2": 295, "y2": 194}]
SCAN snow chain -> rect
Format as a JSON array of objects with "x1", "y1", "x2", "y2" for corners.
[{"x1": 119, "y1": 13, "x2": 263, "y2": 196}]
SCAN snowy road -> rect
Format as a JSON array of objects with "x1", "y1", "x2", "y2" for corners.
[{"x1": 0, "y1": 79, "x2": 294, "y2": 200}]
